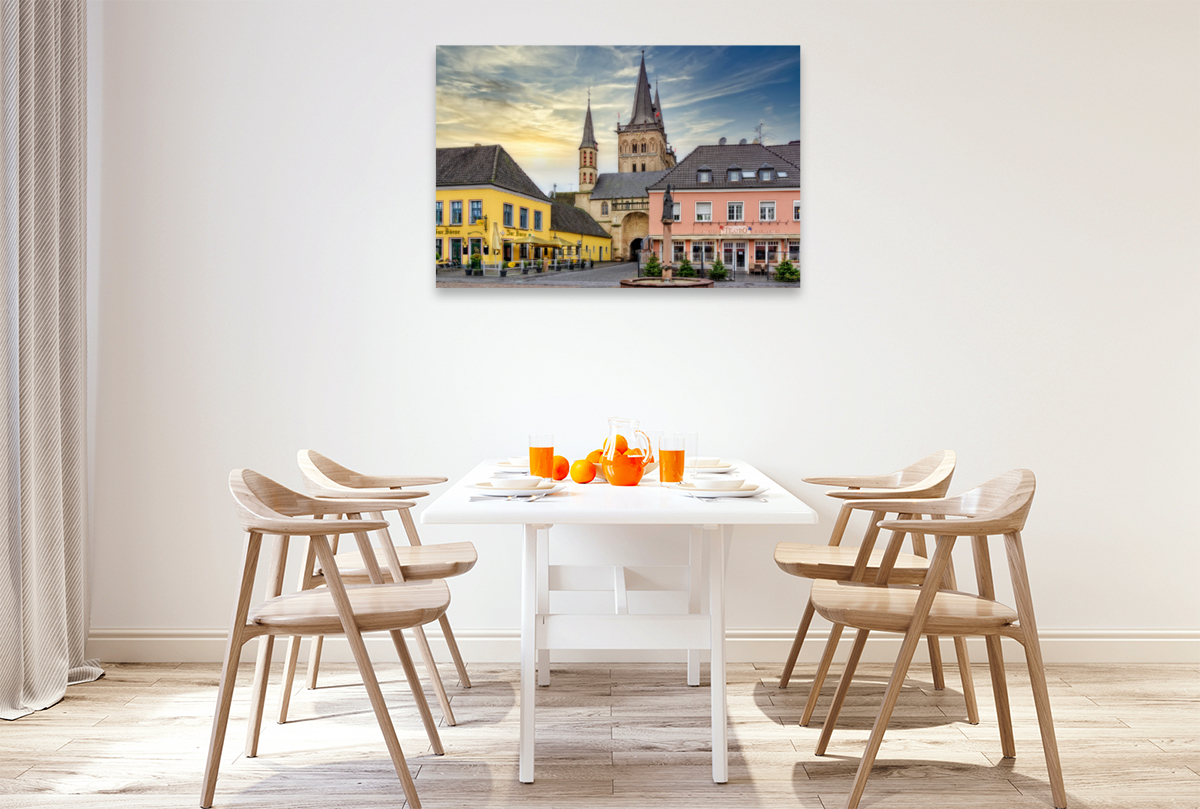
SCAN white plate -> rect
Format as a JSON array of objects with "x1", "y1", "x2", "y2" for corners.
[
  {"x1": 689, "y1": 465, "x2": 737, "y2": 475},
  {"x1": 472, "y1": 480, "x2": 564, "y2": 496},
  {"x1": 672, "y1": 482, "x2": 768, "y2": 499},
  {"x1": 495, "y1": 460, "x2": 529, "y2": 471},
  {"x1": 686, "y1": 459, "x2": 733, "y2": 471}
]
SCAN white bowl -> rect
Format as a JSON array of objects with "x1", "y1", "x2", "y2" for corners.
[
  {"x1": 691, "y1": 476, "x2": 744, "y2": 491},
  {"x1": 501, "y1": 476, "x2": 543, "y2": 489}
]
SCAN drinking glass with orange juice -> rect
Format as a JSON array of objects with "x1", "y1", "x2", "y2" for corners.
[
  {"x1": 658, "y1": 433, "x2": 686, "y2": 483},
  {"x1": 529, "y1": 433, "x2": 553, "y2": 478}
]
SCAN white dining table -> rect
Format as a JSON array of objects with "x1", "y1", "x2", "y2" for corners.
[{"x1": 420, "y1": 459, "x2": 818, "y2": 784}]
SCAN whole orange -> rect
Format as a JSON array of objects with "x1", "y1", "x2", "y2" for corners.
[
  {"x1": 551, "y1": 455, "x2": 569, "y2": 481},
  {"x1": 569, "y1": 459, "x2": 597, "y2": 484},
  {"x1": 586, "y1": 448, "x2": 604, "y2": 464},
  {"x1": 601, "y1": 434, "x2": 629, "y2": 455}
]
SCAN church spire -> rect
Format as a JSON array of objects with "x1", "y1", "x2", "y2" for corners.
[
  {"x1": 654, "y1": 80, "x2": 663, "y2": 127},
  {"x1": 628, "y1": 51, "x2": 656, "y2": 126},
  {"x1": 579, "y1": 93, "x2": 597, "y2": 149}
]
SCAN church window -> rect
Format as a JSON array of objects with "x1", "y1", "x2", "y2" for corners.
[
  {"x1": 641, "y1": 163, "x2": 646, "y2": 172},
  {"x1": 632, "y1": 164, "x2": 637, "y2": 172},
  {"x1": 519, "y1": 207, "x2": 529, "y2": 229},
  {"x1": 450, "y1": 200, "x2": 463, "y2": 225},
  {"x1": 641, "y1": 141, "x2": 647, "y2": 153},
  {"x1": 601, "y1": 202, "x2": 608, "y2": 215},
  {"x1": 503, "y1": 203, "x2": 513, "y2": 227}
]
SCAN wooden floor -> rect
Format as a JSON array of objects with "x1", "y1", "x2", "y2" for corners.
[{"x1": 1, "y1": 660, "x2": 1197, "y2": 808}]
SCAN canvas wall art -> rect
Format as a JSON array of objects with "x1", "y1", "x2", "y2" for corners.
[{"x1": 436, "y1": 46, "x2": 800, "y2": 288}]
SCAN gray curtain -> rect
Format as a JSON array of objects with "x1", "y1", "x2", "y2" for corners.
[{"x1": 0, "y1": 0, "x2": 99, "y2": 721}]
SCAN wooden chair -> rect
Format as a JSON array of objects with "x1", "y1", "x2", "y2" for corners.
[
  {"x1": 203, "y1": 469, "x2": 450, "y2": 809},
  {"x1": 775, "y1": 450, "x2": 979, "y2": 728},
  {"x1": 809, "y1": 469, "x2": 1065, "y2": 809},
  {"x1": 274, "y1": 450, "x2": 475, "y2": 728}
]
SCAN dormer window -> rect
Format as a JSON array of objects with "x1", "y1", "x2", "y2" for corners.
[
  {"x1": 759, "y1": 165, "x2": 773, "y2": 181},
  {"x1": 697, "y1": 166, "x2": 712, "y2": 183},
  {"x1": 727, "y1": 165, "x2": 741, "y2": 182}
]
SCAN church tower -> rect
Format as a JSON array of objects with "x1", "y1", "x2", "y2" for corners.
[
  {"x1": 578, "y1": 95, "x2": 598, "y2": 193},
  {"x1": 616, "y1": 51, "x2": 675, "y2": 173}
]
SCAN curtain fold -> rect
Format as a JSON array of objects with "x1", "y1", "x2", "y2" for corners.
[{"x1": 0, "y1": 0, "x2": 98, "y2": 721}]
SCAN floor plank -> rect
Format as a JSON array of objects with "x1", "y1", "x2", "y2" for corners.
[{"x1": 0, "y1": 661, "x2": 1196, "y2": 808}]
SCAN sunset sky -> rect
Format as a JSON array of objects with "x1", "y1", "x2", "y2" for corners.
[{"x1": 436, "y1": 46, "x2": 801, "y2": 194}]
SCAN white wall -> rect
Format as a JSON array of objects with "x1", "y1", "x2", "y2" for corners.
[{"x1": 87, "y1": 0, "x2": 1200, "y2": 663}]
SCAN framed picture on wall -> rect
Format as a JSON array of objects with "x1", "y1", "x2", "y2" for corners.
[{"x1": 435, "y1": 45, "x2": 800, "y2": 288}]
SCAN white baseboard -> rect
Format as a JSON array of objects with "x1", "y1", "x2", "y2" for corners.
[{"x1": 87, "y1": 626, "x2": 1200, "y2": 665}]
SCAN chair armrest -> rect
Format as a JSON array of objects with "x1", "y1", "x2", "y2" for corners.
[
  {"x1": 356, "y1": 474, "x2": 448, "y2": 488},
  {"x1": 308, "y1": 497, "x2": 416, "y2": 515},
  {"x1": 249, "y1": 517, "x2": 389, "y2": 536},
  {"x1": 878, "y1": 516, "x2": 1009, "y2": 536},
  {"x1": 310, "y1": 488, "x2": 429, "y2": 500},
  {"x1": 803, "y1": 474, "x2": 898, "y2": 488},
  {"x1": 839, "y1": 496, "x2": 957, "y2": 514}
]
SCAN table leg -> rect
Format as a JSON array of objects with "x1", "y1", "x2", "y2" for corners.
[
  {"x1": 537, "y1": 526, "x2": 550, "y2": 687},
  {"x1": 520, "y1": 524, "x2": 540, "y2": 783},
  {"x1": 688, "y1": 527, "x2": 703, "y2": 687},
  {"x1": 709, "y1": 525, "x2": 730, "y2": 783}
]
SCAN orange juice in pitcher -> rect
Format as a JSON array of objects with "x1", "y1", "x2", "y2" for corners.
[{"x1": 601, "y1": 417, "x2": 654, "y2": 486}]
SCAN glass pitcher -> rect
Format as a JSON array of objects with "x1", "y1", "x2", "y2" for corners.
[{"x1": 601, "y1": 416, "x2": 655, "y2": 486}]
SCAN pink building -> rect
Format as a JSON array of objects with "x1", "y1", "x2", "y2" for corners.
[{"x1": 648, "y1": 141, "x2": 800, "y2": 272}]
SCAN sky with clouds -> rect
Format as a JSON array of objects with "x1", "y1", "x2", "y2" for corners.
[{"x1": 436, "y1": 46, "x2": 800, "y2": 195}]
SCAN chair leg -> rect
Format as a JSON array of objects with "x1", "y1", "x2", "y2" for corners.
[
  {"x1": 779, "y1": 598, "x2": 816, "y2": 689},
  {"x1": 244, "y1": 635, "x2": 275, "y2": 757},
  {"x1": 201, "y1": 533, "x2": 262, "y2": 809},
  {"x1": 277, "y1": 634, "x2": 303, "y2": 723},
  {"x1": 390, "y1": 628, "x2": 445, "y2": 756},
  {"x1": 840, "y1": 536, "x2": 957, "y2": 809},
  {"x1": 801, "y1": 622, "x2": 843, "y2": 726},
  {"x1": 305, "y1": 635, "x2": 325, "y2": 688},
  {"x1": 439, "y1": 613, "x2": 472, "y2": 688},
  {"x1": 412, "y1": 623, "x2": 457, "y2": 726},
  {"x1": 815, "y1": 628, "x2": 870, "y2": 755},
  {"x1": 312, "y1": 535, "x2": 424, "y2": 808},
  {"x1": 245, "y1": 535, "x2": 288, "y2": 757},
  {"x1": 925, "y1": 634, "x2": 946, "y2": 690},
  {"x1": 985, "y1": 634, "x2": 1015, "y2": 756},
  {"x1": 1006, "y1": 532, "x2": 1067, "y2": 808},
  {"x1": 953, "y1": 635, "x2": 979, "y2": 724},
  {"x1": 200, "y1": 631, "x2": 248, "y2": 808}
]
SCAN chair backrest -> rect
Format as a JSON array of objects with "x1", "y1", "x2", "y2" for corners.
[
  {"x1": 229, "y1": 468, "x2": 319, "y2": 530},
  {"x1": 825, "y1": 450, "x2": 957, "y2": 502},
  {"x1": 298, "y1": 450, "x2": 374, "y2": 493},
  {"x1": 874, "y1": 469, "x2": 1036, "y2": 537},
  {"x1": 941, "y1": 469, "x2": 1036, "y2": 533},
  {"x1": 895, "y1": 450, "x2": 956, "y2": 488}
]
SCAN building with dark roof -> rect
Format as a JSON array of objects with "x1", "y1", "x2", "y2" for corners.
[
  {"x1": 437, "y1": 144, "x2": 611, "y2": 267},
  {"x1": 644, "y1": 141, "x2": 801, "y2": 273}
]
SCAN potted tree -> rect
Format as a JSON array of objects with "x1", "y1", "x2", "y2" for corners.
[
  {"x1": 643, "y1": 253, "x2": 662, "y2": 277},
  {"x1": 470, "y1": 252, "x2": 483, "y2": 276},
  {"x1": 676, "y1": 257, "x2": 696, "y2": 278},
  {"x1": 709, "y1": 257, "x2": 728, "y2": 281},
  {"x1": 774, "y1": 258, "x2": 800, "y2": 282}
]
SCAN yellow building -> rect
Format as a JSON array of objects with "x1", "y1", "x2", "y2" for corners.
[{"x1": 436, "y1": 144, "x2": 609, "y2": 268}]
